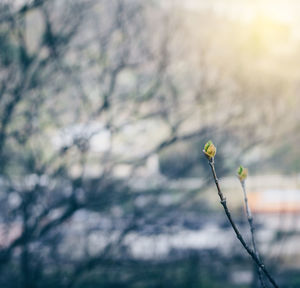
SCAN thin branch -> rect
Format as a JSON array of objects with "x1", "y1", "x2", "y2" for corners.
[
  {"x1": 207, "y1": 157, "x2": 279, "y2": 288},
  {"x1": 240, "y1": 180, "x2": 266, "y2": 288}
]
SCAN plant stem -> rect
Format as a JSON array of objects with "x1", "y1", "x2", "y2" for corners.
[
  {"x1": 241, "y1": 180, "x2": 266, "y2": 288},
  {"x1": 207, "y1": 158, "x2": 279, "y2": 288}
]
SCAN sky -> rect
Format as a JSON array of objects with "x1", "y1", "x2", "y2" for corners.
[{"x1": 180, "y1": 0, "x2": 300, "y2": 26}]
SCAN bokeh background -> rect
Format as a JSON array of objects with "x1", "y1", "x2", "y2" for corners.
[{"x1": 0, "y1": 0, "x2": 300, "y2": 287}]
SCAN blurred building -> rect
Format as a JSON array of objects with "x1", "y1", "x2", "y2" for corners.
[{"x1": 248, "y1": 189, "x2": 300, "y2": 213}]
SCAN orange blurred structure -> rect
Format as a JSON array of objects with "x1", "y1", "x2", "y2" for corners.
[{"x1": 248, "y1": 189, "x2": 300, "y2": 214}]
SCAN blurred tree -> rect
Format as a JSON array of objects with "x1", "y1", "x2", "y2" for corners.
[{"x1": 0, "y1": 0, "x2": 297, "y2": 287}]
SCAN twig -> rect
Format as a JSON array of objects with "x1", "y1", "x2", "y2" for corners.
[
  {"x1": 240, "y1": 179, "x2": 266, "y2": 288},
  {"x1": 207, "y1": 157, "x2": 279, "y2": 288}
]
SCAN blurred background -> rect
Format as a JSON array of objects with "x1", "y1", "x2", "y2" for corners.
[{"x1": 0, "y1": 0, "x2": 300, "y2": 287}]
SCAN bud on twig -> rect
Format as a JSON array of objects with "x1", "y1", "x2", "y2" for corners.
[
  {"x1": 203, "y1": 140, "x2": 216, "y2": 160},
  {"x1": 237, "y1": 165, "x2": 248, "y2": 182}
]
